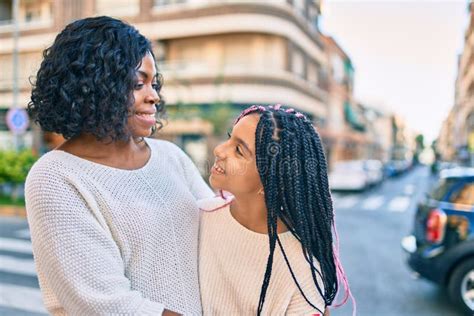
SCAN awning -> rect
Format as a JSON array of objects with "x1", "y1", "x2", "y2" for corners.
[{"x1": 344, "y1": 101, "x2": 366, "y2": 132}]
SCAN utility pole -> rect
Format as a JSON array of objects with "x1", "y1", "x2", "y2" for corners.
[
  {"x1": 6, "y1": 0, "x2": 29, "y2": 151},
  {"x1": 12, "y1": 0, "x2": 20, "y2": 150}
]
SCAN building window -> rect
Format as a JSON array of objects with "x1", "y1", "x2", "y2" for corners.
[
  {"x1": 291, "y1": 49, "x2": 305, "y2": 78},
  {"x1": 96, "y1": 0, "x2": 139, "y2": 17},
  {"x1": 0, "y1": 0, "x2": 12, "y2": 23},
  {"x1": 0, "y1": 109, "x2": 8, "y2": 131}
]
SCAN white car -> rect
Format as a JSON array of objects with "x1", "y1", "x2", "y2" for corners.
[
  {"x1": 329, "y1": 160, "x2": 370, "y2": 191},
  {"x1": 364, "y1": 159, "x2": 384, "y2": 186}
]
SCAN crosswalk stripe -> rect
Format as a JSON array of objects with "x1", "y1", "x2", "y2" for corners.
[
  {"x1": 0, "y1": 254, "x2": 37, "y2": 276},
  {"x1": 0, "y1": 237, "x2": 33, "y2": 254},
  {"x1": 0, "y1": 283, "x2": 47, "y2": 314},
  {"x1": 388, "y1": 196, "x2": 411, "y2": 212},
  {"x1": 15, "y1": 228, "x2": 31, "y2": 239},
  {"x1": 361, "y1": 196, "x2": 384, "y2": 210},
  {"x1": 335, "y1": 196, "x2": 360, "y2": 209},
  {"x1": 404, "y1": 184, "x2": 416, "y2": 195}
]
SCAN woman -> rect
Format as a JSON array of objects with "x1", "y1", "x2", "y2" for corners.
[
  {"x1": 199, "y1": 105, "x2": 354, "y2": 315},
  {"x1": 25, "y1": 16, "x2": 212, "y2": 315}
]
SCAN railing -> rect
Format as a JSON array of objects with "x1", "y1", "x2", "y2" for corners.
[{"x1": 0, "y1": 18, "x2": 53, "y2": 33}]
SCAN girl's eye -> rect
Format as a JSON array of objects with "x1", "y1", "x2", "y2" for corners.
[
  {"x1": 152, "y1": 83, "x2": 160, "y2": 90},
  {"x1": 227, "y1": 132, "x2": 231, "y2": 139},
  {"x1": 135, "y1": 83, "x2": 144, "y2": 89},
  {"x1": 236, "y1": 146, "x2": 243, "y2": 156}
]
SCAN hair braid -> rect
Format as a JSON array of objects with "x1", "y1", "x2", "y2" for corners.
[{"x1": 236, "y1": 105, "x2": 339, "y2": 314}]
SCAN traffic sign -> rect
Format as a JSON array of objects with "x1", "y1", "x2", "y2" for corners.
[{"x1": 6, "y1": 108, "x2": 29, "y2": 134}]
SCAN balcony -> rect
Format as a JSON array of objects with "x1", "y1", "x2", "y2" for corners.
[{"x1": 157, "y1": 60, "x2": 328, "y2": 117}]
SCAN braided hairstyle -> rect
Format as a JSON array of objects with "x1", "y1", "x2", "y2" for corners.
[{"x1": 235, "y1": 104, "x2": 338, "y2": 315}]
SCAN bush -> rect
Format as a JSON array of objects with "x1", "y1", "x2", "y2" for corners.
[{"x1": 0, "y1": 149, "x2": 38, "y2": 202}]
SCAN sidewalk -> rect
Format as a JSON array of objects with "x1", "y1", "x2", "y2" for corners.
[{"x1": 0, "y1": 205, "x2": 27, "y2": 218}]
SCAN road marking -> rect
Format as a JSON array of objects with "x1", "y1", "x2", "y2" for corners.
[
  {"x1": 361, "y1": 196, "x2": 385, "y2": 211},
  {"x1": 388, "y1": 196, "x2": 411, "y2": 212},
  {"x1": 0, "y1": 237, "x2": 33, "y2": 254},
  {"x1": 0, "y1": 255, "x2": 37, "y2": 276},
  {"x1": 404, "y1": 184, "x2": 416, "y2": 195},
  {"x1": 334, "y1": 196, "x2": 360, "y2": 209},
  {"x1": 0, "y1": 283, "x2": 46, "y2": 314},
  {"x1": 15, "y1": 228, "x2": 31, "y2": 239}
]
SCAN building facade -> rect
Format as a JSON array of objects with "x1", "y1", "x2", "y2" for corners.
[{"x1": 438, "y1": 1, "x2": 474, "y2": 165}]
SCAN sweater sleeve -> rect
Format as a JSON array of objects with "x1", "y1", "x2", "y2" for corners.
[
  {"x1": 285, "y1": 267, "x2": 326, "y2": 316},
  {"x1": 25, "y1": 167, "x2": 166, "y2": 316},
  {"x1": 168, "y1": 141, "x2": 214, "y2": 199}
]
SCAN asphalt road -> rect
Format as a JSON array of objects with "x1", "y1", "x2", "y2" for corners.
[{"x1": 331, "y1": 166, "x2": 465, "y2": 316}]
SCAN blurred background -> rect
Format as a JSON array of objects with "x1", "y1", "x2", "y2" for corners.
[{"x1": 0, "y1": 0, "x2": 473, "y2": 315}]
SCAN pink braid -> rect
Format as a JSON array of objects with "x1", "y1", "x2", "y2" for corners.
[{"x1": 330, "y1": 209, "x2": 357, "y2": 316}]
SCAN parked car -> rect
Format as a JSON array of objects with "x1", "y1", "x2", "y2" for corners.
[
  {"x1": 401, "y1": 167, "x2": 474, "y2": 315},
  {"x1": 364, "y1": 159, "x2": 384, "y2": 186},
  {"x1": 329, "y1": 160, "x2": 369, "y2": 191},
  {"x1": 329, "y1": 160, "x2": 383, "y2": 191},
  {"x1": 387, "y1": 159, "x2": 412, "y2": 176}
]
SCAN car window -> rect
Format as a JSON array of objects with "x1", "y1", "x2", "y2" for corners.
[
  {"x1": 449, "y1": 182, "x2": 474, "y2": 208},
  {"x1": 430, "y1": 178, "x2": 454, "y2": 200}
]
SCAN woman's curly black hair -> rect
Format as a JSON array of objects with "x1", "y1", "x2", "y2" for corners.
[{"x1": 28, "y1": 16, "x2": 165, "y2": 141}]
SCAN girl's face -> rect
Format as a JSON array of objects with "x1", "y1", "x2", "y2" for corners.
[
  {"x1": 210, "y1": 114, "x2": 263, "y2": 196},
  {"x1": 127, "y1": 53, "x2": 161, "y2": 138}
]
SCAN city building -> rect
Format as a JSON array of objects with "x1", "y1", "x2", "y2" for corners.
[{"x1": 438, "y1": 1, "x2": 474, "y2": 165}]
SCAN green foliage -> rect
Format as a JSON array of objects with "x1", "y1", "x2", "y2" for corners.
[
  {"x1": 415, "y1": 134, "x2": 425, "y2": 150},
  {"x1": 0, "y1": 149, "x2": 38, "y2": 184}
]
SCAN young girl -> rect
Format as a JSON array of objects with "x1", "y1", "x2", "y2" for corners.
[{"x1": 198, "y1": 105, "x2": 353, "y2": 315}]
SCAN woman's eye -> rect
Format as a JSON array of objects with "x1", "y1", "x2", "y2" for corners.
[
  {"x1": 134, "y1": 83, "x2": 144, "y2": 89},
  {"x1": 152, "y1": 83, "x2": 160, "y2": 90},
  {"x1": 227, "y1": 132, "x2": 231, "y2": 139}
]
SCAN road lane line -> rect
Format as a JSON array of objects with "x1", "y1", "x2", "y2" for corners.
[
  {"x1": 0, "y1": 237, "x2": 32, "y2": 254},
  {"x1": 15, "y1": 228, "x2": 31, "y2": 239},
  {"x1": 0, "y1": 283, "x2": 46, "y2": 314},
  {"x1": 388, "y1": 196, "x2": 411, "y2": 212},
  {"x1": 404, "y1": 184, "x2": 416, "y2": 195},
  {"x1": 361, "y1": 196, "x2": 385, "y2": 211},
  {"x1": 335, "y1": 196, "x2": 360, "y2": 209},
  {"x1": 0, "y1": 255, "x2": 37, "y2": 276}
]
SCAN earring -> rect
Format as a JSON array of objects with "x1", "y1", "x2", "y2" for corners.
[{"x1": 258, "y1": 188, "x2": 265, "y2": 195}]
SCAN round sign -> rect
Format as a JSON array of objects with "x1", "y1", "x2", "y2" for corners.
[{"x1": 6, "y1": 108, "x2": 29, "y2": 134}]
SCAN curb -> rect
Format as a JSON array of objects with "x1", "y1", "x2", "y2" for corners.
[{"x1": 0, "y1": 205, "x2": 27, "y2": 218}]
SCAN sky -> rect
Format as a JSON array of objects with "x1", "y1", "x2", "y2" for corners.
[{"x1": 320, "y1": 0, "x2": 471, "y2": 144}]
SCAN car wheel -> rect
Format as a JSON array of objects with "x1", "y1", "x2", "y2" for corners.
[{"x1": 448, "y1": 258, "x2": 474, "y2": 315}]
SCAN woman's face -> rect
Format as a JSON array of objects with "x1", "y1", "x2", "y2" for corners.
[
  {"x1": 127, "y1": 53, "x2": 161, "y2": 138},
  {"x1": 210, "y1": 114, "x2": 263, "y2": 196}
]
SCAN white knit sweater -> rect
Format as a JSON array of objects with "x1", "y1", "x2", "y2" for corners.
[
  {"x1": 25, "y1": 138, "x2": 213, "y2": 316},
  {"x1": 198, "y1": 197, "x2": 326, "y2": 315}
]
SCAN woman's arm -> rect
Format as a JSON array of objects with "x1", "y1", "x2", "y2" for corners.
[{"x1": 25, "y1": 169, "x2": 171, "y2": 315}]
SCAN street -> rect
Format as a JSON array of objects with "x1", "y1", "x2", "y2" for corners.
[
  {"x1": 332, "y1": 165, "x2": 464, "y2": 316},
  {"x1": 0, "y1": 165, "x2": 465, "y2": 315}
]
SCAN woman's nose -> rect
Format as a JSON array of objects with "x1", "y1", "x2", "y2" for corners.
[{"x1": 145, "y1": 89, "x2": 160, "y2": 104}]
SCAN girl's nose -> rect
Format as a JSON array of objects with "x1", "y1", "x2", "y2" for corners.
[{"x1": 214, "y1": 143, "x2": 225, "y2": 160}]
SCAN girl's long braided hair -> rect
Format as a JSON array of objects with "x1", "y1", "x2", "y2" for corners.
[{"x1": 234, "y1": 104, "x2": 339, "y2": 315}]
